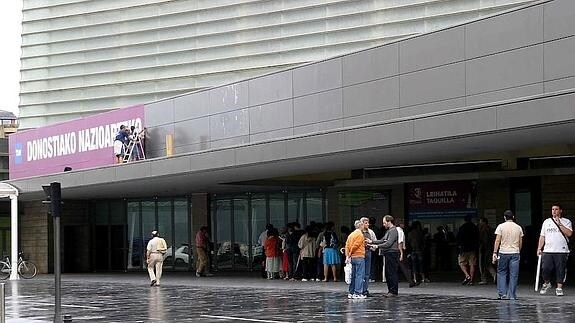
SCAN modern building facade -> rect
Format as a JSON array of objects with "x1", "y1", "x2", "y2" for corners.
[
  {"x1": 19, "y1": 0, "x2": 536, "y2": 129},
  {"x1": 7, "y1": 0, "x2": 575, "y2": 277}
]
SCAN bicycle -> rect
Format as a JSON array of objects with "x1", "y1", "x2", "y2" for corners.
[{"x1": 0, "y1": 252, "x2": 37, "y2": 279}]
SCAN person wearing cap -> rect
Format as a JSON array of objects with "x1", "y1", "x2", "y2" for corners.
[{"x1": 146, "y1": 230, "x2": 167, "y2": 287}]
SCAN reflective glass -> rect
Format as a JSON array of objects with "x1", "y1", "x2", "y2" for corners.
[
  {"x1": 287, "y1": 192, "x2": 304, "y2": 225},
  {"x1": 127, "y1": 201, "x2": 141, "y2": 269},
  {"x1": 251, "y1": 195, "x2": 267, "y2": 271},
  {"x1": 269, "y1": 193, "x2": 285, "y2": 228},
  {"x1": 157, "y1": 200, "x2": 173, "y2": 270},
  {"x1": 173, "y1": 199, "x2": 190, "y2": 271},
  {"x1": 233, "y1": 198, "x2": 249, "y2": 270},
  {"x1": 214, "y1": 199, "x2": 232, "y2": 270},
  {"x1": 141, "y1": 200, "x2": 156, "y2": 260},
  {"x1": 306, "y1": 192, "x2": 324, "y2": 225}
]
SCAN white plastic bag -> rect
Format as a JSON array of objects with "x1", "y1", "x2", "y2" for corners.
[{"x1": 344, "y1": 262, "x2": 352, "y2": 285}]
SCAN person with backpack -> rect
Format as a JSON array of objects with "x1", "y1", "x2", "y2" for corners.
[
  {"x1": 146, "y1": 230, "x2": 167, "y2": 287},
  {"x1": 321, "y1": 222, "x2": 340, "y2": 282}
]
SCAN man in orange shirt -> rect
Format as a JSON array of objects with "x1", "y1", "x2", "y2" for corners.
[{"x1": 345, "y1": 219, "x2": 366, "y2": 299}]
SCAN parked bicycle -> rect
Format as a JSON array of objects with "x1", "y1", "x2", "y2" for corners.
[{"x1": 0, "y1": 252, "x2": 37, "y2": 279}]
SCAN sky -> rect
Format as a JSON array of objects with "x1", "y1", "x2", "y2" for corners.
[{"x1": 0, "y1": 1, "x2": 23, "y2": 117}]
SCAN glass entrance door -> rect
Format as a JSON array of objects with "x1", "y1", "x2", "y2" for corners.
[{"x1": 213, "y1": 197, "x2": 254, "y2": 271}]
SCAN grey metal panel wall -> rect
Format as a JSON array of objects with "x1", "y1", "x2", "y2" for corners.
[
  {"x1": 144, "y1": 0, "x2": 575, "y2": 159},
  {"x1": 19, "y1": 0, "x2": 538, "y2": 129}
]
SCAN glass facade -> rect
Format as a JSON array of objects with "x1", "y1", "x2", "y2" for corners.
[
  {"x1": 212, "y1": 190, "x2": 326, "y2": 271},
  {"x1": 88, "y1": 190, "x2": 326, "y2": 272},
  {"x1": 95, "y1": 198, "x2": 192, "y2": 272}
]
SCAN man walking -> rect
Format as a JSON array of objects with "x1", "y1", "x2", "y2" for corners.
[
  {"x1": 457, "y1": 216, "x2": 479, "y2": 285},
  {"x1": 538, "y1": 204, "x2": 572, "y2": 296},
  {"x1": 195, "y1": 226, "x2": 213, "y2": 277},
  {"x1": 492, "y1": 210, "x2": 523, "y2": 299},
  {"x1": 146, "y1": 230, "x2": 167, "y2": 287},
  {"x1": 345, "y1": 220, "x2": 366, "y2": 299},
  {"x1": 369, "y1": 215, "x2": 400, "y2": 297}
]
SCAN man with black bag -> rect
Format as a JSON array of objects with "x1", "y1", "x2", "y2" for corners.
[{"x1": 537, "y1": 204, "x2": 573, "y2": 296}]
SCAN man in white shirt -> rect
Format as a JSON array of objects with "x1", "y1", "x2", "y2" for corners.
[
  {"x1": 146, "y1": 230, "x2": 167, "y2": 287},
  {"x1": 537, "y1": 204, "x2": 573, "y2": 296},
  {"x1": 492, "y1": 210, "x2": 523, "y2": 300}
]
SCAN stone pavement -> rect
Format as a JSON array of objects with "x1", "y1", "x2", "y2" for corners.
[{"x1": 0, "y1": 273, "x2": 574, "y2": 322}]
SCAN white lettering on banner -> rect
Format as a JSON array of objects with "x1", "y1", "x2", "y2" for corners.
[
  {"x1": 25, "y1": 117, "x2": 143, "y2": 162},
  {"x1": 27, "y1": 132, "x2": 77, "y2": 161}
]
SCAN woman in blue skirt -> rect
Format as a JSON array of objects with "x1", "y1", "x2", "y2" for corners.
[{"x1": 321, "y1": 222, "x2": 341, "y2": 281}]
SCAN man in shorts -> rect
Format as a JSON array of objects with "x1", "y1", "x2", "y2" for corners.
[
  {"x1": 538, "y1": 204, "x2": 572, "y2": 296},
  {"x1": 457, "y1": 216, "x2": 479, "y2": 285},
  {"x1": 113, "y1": 125, "x2": 130, "y2": 163}
]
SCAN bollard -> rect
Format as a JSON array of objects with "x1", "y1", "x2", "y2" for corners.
[
  {"x1": 0, "y1": 283, "x2": 4, "y2": 323},
  {"x1": 63, "y1": 314, "x2": 72, "y2": 322}
]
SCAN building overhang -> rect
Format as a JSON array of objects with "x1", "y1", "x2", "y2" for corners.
[{"x1": 6, "y1": 90, "x2": 575, "y2": 201}]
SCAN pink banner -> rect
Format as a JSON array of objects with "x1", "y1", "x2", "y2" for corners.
[{"x1": 9, "y1": 105, "x2": 145, "y2": 179}]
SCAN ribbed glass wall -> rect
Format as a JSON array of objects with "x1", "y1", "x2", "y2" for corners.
[
  {"x1": 212, "y1": 190, "x2": 326, "y2": 271},
  {"x1": 20, "y1": 0, "x2": 535, "y2": 128}
]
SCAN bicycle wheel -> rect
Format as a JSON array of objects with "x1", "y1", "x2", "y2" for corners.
[
  {"x1": 18, "y1": 261, "x2": 37, "y2": 279},
  {"x1": 0, "y1": 262, "x2": 10, "y2": 280}
]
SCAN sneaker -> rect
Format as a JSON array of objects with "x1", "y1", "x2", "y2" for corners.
[
  {"x1": 478, "y1": 281, "x2": 488, "y2": 285},
  {"x1": 497, "y1": 295, "x2": 508, "y2": 300},
  {"x1": 347, "y1": 294, "x2": 353, "y2": 299},
  {"x1": 369, "y1": 279, "x2": 375, "y2": 283},
  {"x1": 556, "y1": 288, "x2": 564, "y2": 296},
  {"x1": 301, "y1": 278, "x2": 308, "y2": 282},
  {"x1": 423, "y1": 278, "x2": 431, "y2": 283},
  {"x1": 462, "y1": 276, "x2": 471, "y2": 285},
  {"x1": 352, "y1": 294, "x2": 367, "y2": 299},
  {"x1": 315, "y1": 278, "x2": 321, "y2": 282},
  {"x1": 195, "y1": 272, "x2": 201, "y2": 278},
  {"x1": 540, "y1": 283, "x2": 551, "y2": 295},
  {"x1": 150, "y1": 279, "x2": 156, "y2": 287}
]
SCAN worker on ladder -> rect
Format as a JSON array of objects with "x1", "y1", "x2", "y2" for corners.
[
  {"x1": 123, "y1": 126, "x2": 147, "y2": 163},
  {"x1": 114, "y1": 125, "x2": 130, "y2": 164}
]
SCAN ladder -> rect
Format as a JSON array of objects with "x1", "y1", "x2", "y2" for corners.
[{"x1": 122, "y1": 137, "x2": 146, "y2": 163}]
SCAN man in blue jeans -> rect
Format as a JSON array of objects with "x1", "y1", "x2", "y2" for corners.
[
  {"x1": 345, "y1": 220, "x2": 366, "y2": 299},
  {"x1": 361, "y1": 217, "x2": 377, "y2": 297},
  {"x1": 492, "y1": 210, "x2": 524, "y2": 300}
]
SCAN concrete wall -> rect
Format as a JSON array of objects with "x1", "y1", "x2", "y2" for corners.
[
  {"x1": 20, "y1": 201, "x2": 49, "y2": 274},
  {"x1": 542, "y1": 175, "x2": 575, "y2": 219},
  {"x1": 143, "y1": 0, "x2": 574, "y2": 159}
]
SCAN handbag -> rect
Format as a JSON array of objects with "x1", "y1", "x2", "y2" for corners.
[{"x1": 344, "y1": 262, "x2": 352, "y2": 285}]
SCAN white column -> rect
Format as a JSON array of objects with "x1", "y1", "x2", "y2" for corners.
[{"x1": 10, "y1": 195, "x2": 18, "y2": 280}]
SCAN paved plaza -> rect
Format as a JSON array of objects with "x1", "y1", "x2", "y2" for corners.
[{"x1": 1, "y1": 273, "x2": 575, "y2": 322}]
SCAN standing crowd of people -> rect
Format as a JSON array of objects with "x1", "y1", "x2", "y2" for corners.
[{"x1": 145, "y1": 204, "x2": 572, "y2": 302}]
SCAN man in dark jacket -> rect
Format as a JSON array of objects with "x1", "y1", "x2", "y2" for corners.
[
  {"x1": 457, "y1": 216, "x2": 479, "y2": 285},
  {"x1": 368, "y1": 215, "x2": 400, "y2": 297}
]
